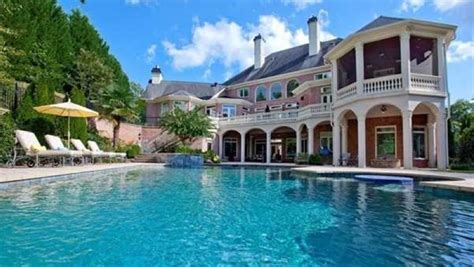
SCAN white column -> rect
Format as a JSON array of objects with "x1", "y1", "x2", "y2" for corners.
[
  {"x1": 266, "y1": 131, "x2": 272, "y2": 164},
  {"x1": 428, "y1": 122, "x2": 437, "y2": 168},
  {"x1": 240, "y1": 133, "x2": 245, "y2": 163},
  {"x1": 403, "y1": 110, "x2": 413, "y2": 169},
  {"x1": 218, "y1": 134, "x2": 223, "y2": 159},
  {"x1": 308, "y1": 126, "x2": 314, "y2": 155},
  {"x1": 331, "y1": 59, "x2": 338, "y2": 102},
  {"x1": 333, "y1": 121, "x2": 341, "y2": 166},
  {"x1": 341, "y1": 120, "x2": 348, "y2": 154},
  {"x1": 355, "y1": 42, "x2": 364, "y2": 95},
  {"x1": 400, "y1": 32, "x2": 411, "y2": 90},
  {"x1": 357, "y1": 114, "x2": 366, "y2": 168},
  {"x1": 437, "y1": 36, "x2": 446, "y2": 92},
  {"x1": 296, "y1": 129, "x2": 302, "y2": 155},
  {"x1": 436, "y1": 112, "x2": 448, "y2": 170}
]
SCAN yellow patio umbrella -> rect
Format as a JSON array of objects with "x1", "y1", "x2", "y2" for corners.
[{"x1": 34, "y1": 99, "x2": 99, "y2": 148}]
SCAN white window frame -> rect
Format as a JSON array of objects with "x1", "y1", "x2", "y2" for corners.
[
  {"x1": 314, "y1": 71, "x2": 331, "y2": 80},
  {"x1": 161, "y1": 102, "x2": 170, "y2": 115},
  {"x1": 224, "y1": 137, "x2": 238, "y2": 159},
  {"x1": 206, "y1": 106, "x2": 216, "y2": 117},
  {"x1": 319, "y1": 131, "x2": 333, "y2": 151},
  {"x1": 413, "y1": 125, "x2": 427, "y2": 160},
  {"x1": 286, "y1": 79, "x2": 299, "y2": 98},
  {"x1": 239, "y1": 88, "x2": 249, "y2": 98},
  {"x1": 270, "y1": 82, "x2": 283, "y2": 100},
  {"x1": 255, "y1": 85, "x2": 267, "y2": 102},
  {"x1": 222, "y1": 104, "x2": 237, "y2": 117},
  {"x1": 375, "y1": 125, "x2": 397, "y2": 158},
  {"x1": 173, "y1": 101, "x2": 186, "y2": 110}
]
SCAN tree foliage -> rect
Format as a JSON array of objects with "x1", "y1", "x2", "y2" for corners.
[
  {"x1": 159, "y1": 108, "x2": 214, "y2": 145},
  {"x1": 448, "y1": 99, "x2": 474, "y2": 159}
]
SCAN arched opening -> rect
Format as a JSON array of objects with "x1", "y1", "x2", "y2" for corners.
[
  {"x1": 270, "y1": 82, "x2": 282, "y2": 100},
  {"x1": 299, "y1": 124, "x2": 308, "y2": 155},
  {"x1": 313, "y1": 120, "x2": 333, "y2": 164},
  {"x1": 412, "y1": 102, "x2": 440, "y2": 168},
  {"x1": 245, "y1": 128, "x2": 267, "y2": 162},
  {"x1": 286, "y1": 79, "x2": 299, "y2": 97},
  {"x1": 270, "y1": 126, "x2": 296, "y2": 163},
  {"x1": 222, "y1": 130, "x2": 241, "y2": 162},
  {"x1": 338, "y1": 109, "x2": 359, "y2": 166},
  {"x1": 365, "y1": 104, "x2": 403, "y2": 168}
]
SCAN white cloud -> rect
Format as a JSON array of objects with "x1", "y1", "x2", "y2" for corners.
[
  {"x1": 401, "y1": 0, "x2": 426, "y2": 12},
  {"x1": 282, "y1": 0, "x2": 323, "y2": 11},
  {"x1": 163, "y1": 12, "x2": 336, "y2": 71},
  {"x1": 146, "y1": 44, "x2": 157, "y2": 63},
  {"x1": 433, "y1": 0, "x2": 470, "y2": 11},
  {"x1": 125, "y1": 0, "x2": 156, "y2": 5},
  {"x1": 202, "y1": 68, "x2": 212, "y2": 80},
  {"x1": 400, "y1": 0, "x2": 470, "y2": 12},
  {"x1": 447, "y1": 40, "x2": 474, "y2": 63}
]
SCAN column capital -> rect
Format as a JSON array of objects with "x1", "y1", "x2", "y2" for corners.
[
  {"x1": 355, "y1": 41, "x2": 364, "y2": 50},
  {"x1": 402, "y1": 110, "x2": 413, "y2": 119},
  {"x1": 400, "y1": 31, "x2": 410, "y2": 41}
]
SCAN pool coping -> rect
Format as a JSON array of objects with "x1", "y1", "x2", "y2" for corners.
[
  {"x1": 0, "y1": 163, "x2": 164, "y2": 189},
  {"x1": 291, "y1": 166, "x2": 474, "y2": 193}
]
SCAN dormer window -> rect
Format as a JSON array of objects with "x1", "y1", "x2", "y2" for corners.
[{"x1": 239, "y1": 88, "x2": 249, "y2": 98}]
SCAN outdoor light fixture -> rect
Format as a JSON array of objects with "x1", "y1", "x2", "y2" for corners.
[{"x1": 381, "y1": 105, "x2": 387, "y2": 113}]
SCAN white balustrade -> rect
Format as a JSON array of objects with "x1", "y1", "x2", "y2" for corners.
[
  {"x1": 363, "y1": 74, "x2": 403, "y2": 95},
  {"x1": 336, "y1": 83, "x2": 357, "y2": 100},
  {"x1": 410, "y1": 74, "x2": 440, "y2": 91}
]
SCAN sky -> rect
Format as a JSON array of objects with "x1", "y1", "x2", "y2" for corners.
[{"x1": 59, "y1": 0, "x2": 474, "y2": 101}]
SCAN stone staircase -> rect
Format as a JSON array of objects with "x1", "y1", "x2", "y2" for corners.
[{"x1": 131, "y1": 153, "x2": 157, "y2": 163}]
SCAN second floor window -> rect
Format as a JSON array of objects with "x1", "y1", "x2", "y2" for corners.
[
  {"x1": 256, "y1": 85, "x2": 267, "y2": 102},
  {"x1": 161, "y1": 102, "x2": 170, "y2": 115},
  {"x1": 270, "y1": 83, "x2": 282, "y2": 100},
  {"x1": 239, "y1": 88, "x2": 249, "y2": 97},
  {"x1": 320, "y1": 87, "x2": 332, "y2": 104},
  {"x1": 222, "y1": 104, "x2": 236, "y2": 117},
  {"x1": 315, "y1": 72, "x2": 331, "y2": 80},
  {"x1": 286, "y1": 79, "x2": 299, "y2": 97},
  {"x1": 174, "y1": 101, "x2": 186, "y2": 110}
]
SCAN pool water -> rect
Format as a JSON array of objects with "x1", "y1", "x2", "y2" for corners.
[{"x1": 0, "y1": 167, "x2": 473, "y2": 265}]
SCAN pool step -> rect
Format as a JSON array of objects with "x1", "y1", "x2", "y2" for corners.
[{"x1": 131, "y1": 154, "x2": 157, "y2": 163}]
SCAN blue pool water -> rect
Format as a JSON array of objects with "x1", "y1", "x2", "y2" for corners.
[{"x1": 0, "y1": 167, "x2": 473, "y2": 266}]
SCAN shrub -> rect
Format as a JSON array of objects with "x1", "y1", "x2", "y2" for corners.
[
  {"x1": 295, "y1": 153, "x2": 309, "y2": 164},
  {"x1": 450, "y1": 163, "x2": 474, "y2": 171},
  {"x1": 204, "y1": 149, "x2": 220, "y2": 163},
  {"x1": 0, "y1": 113, "x2": 15, "y2": 163},
  {"x1": 176, "y1": 145, "x2": 201, "y2": 155},
  {"x1": 308, "y1": 154, "x2": 322, "y2": 165},
  {"x1": 458, "y1": 125, "x2": 474, "y2": 164},
  {"x1": 126, "y1": 144, "x2": 141, "y2": 158}
]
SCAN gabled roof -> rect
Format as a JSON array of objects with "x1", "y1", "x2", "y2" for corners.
[
  {"x1": 223, "y1": 38, "x2": 342, "y2": 86},
  {"x1": 143, "y1": 80, "x2": 223, "y2": 100},
  {"x1": 356, "y1": 16, "x2": 406, "y2": 33}
]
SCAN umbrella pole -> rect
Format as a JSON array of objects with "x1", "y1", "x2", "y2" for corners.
[{"x1": 68, "y1": 116, "x2": 71, "y2": 149}]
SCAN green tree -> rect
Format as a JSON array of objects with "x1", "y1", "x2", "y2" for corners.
[
  {"x1": 130, "y1": 82, "x2": 146, "y2": 123},
  {"x1": 0, "y1": 113, "x2": 15, "y2": 163},
  {"x1": 448, "y1": 99, "x2": 474, "y2": 157},
  {"x1": 458, "y1": 125, "x2": 474, "y2": 164},
  {"x1": 57, "y1": 88, "x2": 88, "y2": 142},
  {"x1": 159, "y1": 107, "x2": 214, "y2": 145},
  {"x1": 93, "y1": 84, "x2": 139, "y2": 148}
]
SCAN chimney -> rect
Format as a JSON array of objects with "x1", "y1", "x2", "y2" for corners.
[
  {"x1": 307, "y1": 16, "x2": 320, "y2": 56},
  {"x1": 151, "y1": 65, "x2": 163, "y2": 84},
  {"x1": 253, "y1": 34, "x2": 264, "y2": 69}
]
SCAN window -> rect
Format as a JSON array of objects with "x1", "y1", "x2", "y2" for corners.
[
  {"x1": 161, "y1": 102, "x2": 170, "y2": 115},
  {"x1": 320, "y1": 132, "x2": 333, "y2": 151},
  {"x1": 224, "y1": 138, "x2": 238, "y2": 160},
  {"x1": 206, "y1": 106, "x2": 216, "y2": 117},
  {"x1": 413, "y1": 126, "x2": 426, "y2": 159},
  {"x1": 286, "y1": 138, "x2": 296, "y2": 159},
  {"x1": 222, "y1": 104, "x2": 236, "y2": 117},
  {"x1": 174, "y1": 101, "x2": 186, "y2": 110},
  {"x1": 315, "y1": 72, "x2": 331, "y2": 80},
  {"x1": 286, "y1": 79, "x2": 299, "y2": 97},
  {"x1": 239, "y1": 88, "x2": 249, "y2": 98},
  {"x1": 256, "y1": 85, "x2": 267, "y2": 102},
  {"x1": 376, "y1": 126, "x2": 396, "y2": 158},
  {"x1": 301, "y1": 139, "x2": 308, "y2": 154},
  {"x1": 320, "y1": 87, "x2": 332, "y2": 104},
  {"x1": 270, "y1": 83, "x2": 282, "y2": 100}
]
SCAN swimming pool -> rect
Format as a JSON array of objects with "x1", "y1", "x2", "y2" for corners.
[{"x1": 0, "y1": 167, "x2": 473, "y2": 265}]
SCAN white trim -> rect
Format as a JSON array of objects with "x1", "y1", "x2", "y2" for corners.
[
  {"x1": 375, "y1": 125, "x2": 397, "y2": 158},
  {"x1": 292, "y1": 79, "x2": 331, "y2": 96},
  {"x1": 255, "y1": 85, "x2": 268, "y2": 102},
  {"x1": 412, "y1": 125, "x2": 428, "y2": 160}
]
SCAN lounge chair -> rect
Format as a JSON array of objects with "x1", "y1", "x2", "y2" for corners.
[
  {"x1": 71, "y1": 138, "x2": 104, "y2": 163},
  {"x1": 45, "y1": 135, "x2": 84, "y2": 165},
  {"x1": 87, "y1": 141, "x2": 126, "y2": 162},
  {"x1": 14, "y1": 130, "x2": 72, "y2": 167}
]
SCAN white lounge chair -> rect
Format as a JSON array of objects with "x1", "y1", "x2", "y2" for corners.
[
  {"x1": 45, "y1": 135, "x2": 84, "y2": 165},
  {"x1": 71, "y1": 138, "x2": 104, "y2": 163},
  {"x1": 87, "y1": 141, "x2": 126, "y2": 162},
  {"x1": 15, "y1": 130, "x2": 72, "y2": 167}
]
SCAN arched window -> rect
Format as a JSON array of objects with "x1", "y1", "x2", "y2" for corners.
[
  {"x1": 286, "y1": 79, "x2": 299, "y2": 97},
  {"x1": 270, "y1": 82, "x2": 282, "y2": 100},
  {"x1": 255, "y1": 85, "x2": 267, "y2": 102}
]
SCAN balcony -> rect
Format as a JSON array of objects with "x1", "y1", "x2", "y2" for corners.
[
  {"x1": 335, "y1": 73, "x2": 442, "y2": 104},
  {"x1": 217, "y1": 103, "x2": 331, "y2": 128}
]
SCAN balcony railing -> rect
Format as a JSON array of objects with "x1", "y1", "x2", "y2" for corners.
[
  {"x1": 218, "y1": 103, "x2": 331, "y2": 127},
  {"x1": 410, "y1": 73, "x2": 441, "y2": 91},
  {"x1": 335, "y1": 73, "x2": 442, "y2": 103}
]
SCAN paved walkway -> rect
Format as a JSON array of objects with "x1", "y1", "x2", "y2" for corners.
[
  {"x1": 293, "y1": 166, "x2": 474, "y2": 192},
  {"x1": 0, "y1": 163, "x2": 161, "y2": 183}
]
